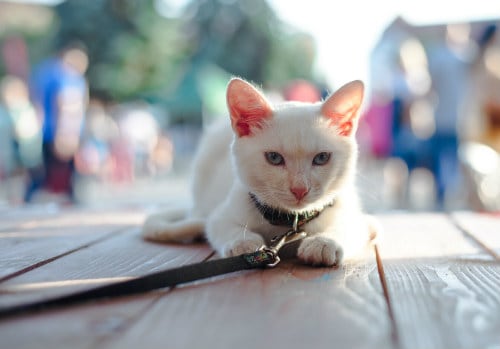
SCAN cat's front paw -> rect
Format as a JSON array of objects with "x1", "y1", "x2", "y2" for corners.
[
  {"x1": 297, "y1": 236, "x2": 343, "y2": 267},
  {"x1": 223, "y1": 237, "x2": 264, "y2": 257}
]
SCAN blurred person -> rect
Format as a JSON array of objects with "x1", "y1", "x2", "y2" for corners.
[
  {"x1": 106, "y1": 134, "x2": 135, "y2": 184},
  {"x1": 462, "y1": 24, "x2": 500, "y2": 153},
  {"x1": 458, "y1": 24, "x2": 500, "y2": 211},
  {"x1": 385, "y1": 50, "x2": 437, "y2": 210},
  {"x1": 0, "y1": 76, "x2": 43, "y2": 172},
  {"x1": 389, "y1": 60, "x2": 432, "y2": 175},
  {"x1": 426, "y1": 27, "x2": 470, "y2": 207},
  {"x1": 115, "y1": 104, "x2": 160, "y2": 177},
  {"x1": 360, "y1": 90, "x2": 393, "y2": 158},
  {"x1": 0, "y1": 92, "x2": 16, "y2": 180},
  {"x1": 149, "y1": 133, "x2": 174, "y2": 175},
  {"x1": 25, "y1": 43, "x2": 89, "y2": 203},
  {"x1": 0, "y1": 76, "x2": 41, "y2": 204},
  {"x1": 74, "y1": 99, "x2": 117, "y2": 179}
]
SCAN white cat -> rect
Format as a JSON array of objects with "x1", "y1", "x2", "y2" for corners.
[{"x1": 142, "y1": 78, "x2": 377, "y2": 266}]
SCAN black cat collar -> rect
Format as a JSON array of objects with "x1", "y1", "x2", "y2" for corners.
[{"x1": 249, "y1": 193, "x2": 335, "y2": 229}]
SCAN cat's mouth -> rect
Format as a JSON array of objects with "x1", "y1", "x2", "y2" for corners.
[
  {"x1": 252, "y1": 193, "x2": 311, "y2": 213},
  {"x1": 287, "y1": 200, "x2": 315, "y2": 212},
  {"x1": 250, "y1": 192, "x2": 334, "y2": 228},
  {"x1": 281, "y1": 195, "x2": 323, "y2": 213},
  {"x1": 252, "y1": 189, "x2": 331, "y2": 214}
]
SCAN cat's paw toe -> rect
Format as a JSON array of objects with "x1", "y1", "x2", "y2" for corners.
[
  {"x1": 297, "y1": 236, "x2": 343, "y2": 267},
  {"x1": 224, "y1": 238, "x2": 264, "y2": 257}
]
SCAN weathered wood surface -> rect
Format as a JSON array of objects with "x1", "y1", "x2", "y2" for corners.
[
  {"x1": 0, "y1": 204, "x2": 61, "y2": 230},
  {"x1": 0, "y1": 207, "x2": 212, "y2": 349},
  {"x1": 0, "y1": 208, "x2": 145, "y2": 282},
  {"x1": 104, "y1": 259, "x2": 392, "y2": 349},
  {"x1": 0, "y1": 207, "x2": 499, "y2": 349},
  {"x1": 451, "y1": 212, "x2": 500, "y2": 259},
  {"x1": 376, "y1": 213, "x2": 500, "y2": 349},
  {"x1": 0, "y1": 228, "x2": 212, "y2": 308}
]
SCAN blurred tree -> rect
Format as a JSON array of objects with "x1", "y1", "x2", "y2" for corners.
[
  {"x1": 165, "y1": 0, "x2": 318, "y2": 123},
  {"x1": 182, "y1": 0, "x2": 316, "y2": 86},
  {"x1": 50, "y1": 0, "x2": 317, "y2": 123},
  {"x1": 54, "y1": 0, "x2": 189, "y2": 101}
]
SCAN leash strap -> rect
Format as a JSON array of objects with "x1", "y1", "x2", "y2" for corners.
[{"x1": 0, "y1": 230, "x2": 306, "y2": 320}]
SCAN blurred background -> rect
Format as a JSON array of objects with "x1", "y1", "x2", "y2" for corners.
[{"x1": 0, "y1": 0, "x2": 499, "y2": 212}]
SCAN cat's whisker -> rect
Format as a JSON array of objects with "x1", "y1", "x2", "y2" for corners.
[{"x1": 242, "y1": 222, "x2": 249, "y2": 240}]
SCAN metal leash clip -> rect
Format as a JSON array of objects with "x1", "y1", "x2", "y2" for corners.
[{"x1": 260, "y1": 229, "x2": 308, "y2": 267}]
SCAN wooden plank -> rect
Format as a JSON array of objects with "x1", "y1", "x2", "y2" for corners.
[
  {"x1": 0, "y1": 228, "x2": 212, "y2": 349},
  {"x1": 0, "y1": 205, "x2": 145, "y2": 231},
  {"x1": 375, "y1": 213, "x2": 500, "y2": 349},
  {"x1": 0, "y1": 295, "x2": 163, "y2": 349},
  {"x1": 13, "y1": 207, "x2": 146, "y2": 230},
  {"x1": 0, "y1": 227, "x2": 212, "y2": 307},
  {"x1": 0, "y1": 208, "x2": 146, "y2": 281},
  {"x1": 451, "y1": 212, "x2": 500, "y2": 258},
  {"x1": 376, "y1": 213, "x2": 485, "y2": 260},
  {"x1": 0, "y1": 225, "x2": 126, "y2": 282},
  {"x1": 0, "y1": 204, "x2": 62, "y2": 230},
  {"x1": 0, "y1": 227, "x2": 121, "y2": 282},
  {"x1": 102, "y1": 256, "x2": 394, "y2": 349}
]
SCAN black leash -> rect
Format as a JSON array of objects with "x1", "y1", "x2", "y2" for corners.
[{"x1": 0, "y1": 229, "x2": 306, "y2": 320}]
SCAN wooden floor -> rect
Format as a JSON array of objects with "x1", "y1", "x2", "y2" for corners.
[{"x1": 0, "y1": 205, "x2": 499, "y2": 349}]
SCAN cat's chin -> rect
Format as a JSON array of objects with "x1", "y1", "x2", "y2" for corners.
[
  {"x1": 251, "y1": 191, "x2": 334, "y2": 214},
  {"x1": 288, "y1": 203, "x2": 322, "y2": 214},
  {"x1": 277, "y1": 198, "x2": 331, "y2": 214}
]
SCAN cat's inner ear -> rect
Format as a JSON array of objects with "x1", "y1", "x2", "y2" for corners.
[
  {"x1": 321, "y1": 80, "x2": 364, "y2": 137},
  {"x1": 226, "y1": 78, "x2": 273, "y2": 137}
]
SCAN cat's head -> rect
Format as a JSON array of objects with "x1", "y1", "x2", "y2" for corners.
[{"x1": 227, "y1": 78, "x2": 364, "y2": 213}]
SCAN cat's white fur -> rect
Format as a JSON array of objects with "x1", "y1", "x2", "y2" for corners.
[{"x1": 142, "y1": 78, "x2": 376, "y2": 266}]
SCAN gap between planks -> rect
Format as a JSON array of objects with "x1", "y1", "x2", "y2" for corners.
[
  {"x1": 374, "y1": 243, "x2": 402, "y2": 349},
  {"x1": 84, "y1": 250, "x2": 218, "y2": 349},
  {"x1": 447, "y1": 213, "x2": 500, "y2": 261},
  {"x1": 374, "y1": 213, "x2": 499, "y2": 348},
  {"x1": 99, "y1": 247, "x2": 395, "y2": 349},
  {"x1": 0, "y1": 227, "x2": 130, "y2": 284},
  {"x1": 0, "y1": 256, "x2": 217, "y2": 349}
]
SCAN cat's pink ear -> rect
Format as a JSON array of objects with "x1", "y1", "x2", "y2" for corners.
[
  {"x1": 321, "y1": 80, "x2": 364, "y2": 137},
  {"x1": 227, "y1": 78, "x2": 273, "y2": 137}
]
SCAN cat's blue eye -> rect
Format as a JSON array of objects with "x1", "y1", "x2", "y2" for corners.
[
  {"x1": 265, "y1": 152, "x2": 285, "y2": 166},
  {"x1": 312, "y1": 152, "x2": 331, "y2": 166}
]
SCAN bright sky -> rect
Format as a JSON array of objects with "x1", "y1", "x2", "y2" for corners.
[
  {"x1": 11, "y1": 0, "x2": 499, "y2": 91},
  {"x1": 268, "y1": 0, "x2": 500, "y2": 90}
]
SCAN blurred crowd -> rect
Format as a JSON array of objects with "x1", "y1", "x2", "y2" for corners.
[
  {"x1": 0, "y1": 42, "x2": 175, "y2": 204},
  {"x1": 362, "y1": 21, "x2": 500, "y2": 211},
  {"x1": 0, "y1": 1, "x2": 499, "y2": 212}
]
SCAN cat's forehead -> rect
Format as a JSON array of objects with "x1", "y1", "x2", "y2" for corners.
[
  {"x1": 271, "y1": 102, "x2": 326, "y2": 134},
  {"x1": 273, "y1": 102, "x2": 322, "y2": 118},
  {"x1": 254, "y1": 105, "x2": 345, "y2": 153}
]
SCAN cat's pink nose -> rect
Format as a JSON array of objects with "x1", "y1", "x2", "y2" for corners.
[{"x1": 290, "y1": 187, "x2": 308, "y2": 200}]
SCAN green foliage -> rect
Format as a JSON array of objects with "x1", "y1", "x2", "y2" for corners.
[
  {"x1": 159, "y1": 0, "x2": 318, "y2": 122},
  {"x1": 48, "y1": 0, "x2": 318, "y2": 122},
  {"x1": 183, "y1": 0, "x2": 316, "y2": 87},
  {"x1": 54, "y1": 0, "x2": 188, "y2": 101}
]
